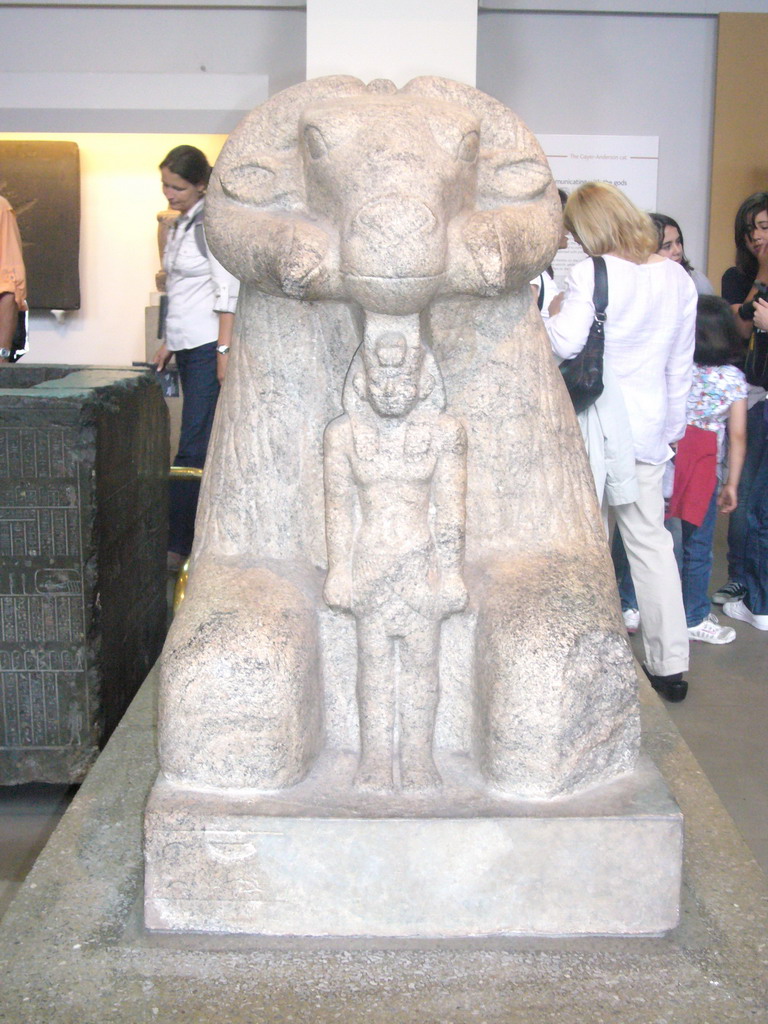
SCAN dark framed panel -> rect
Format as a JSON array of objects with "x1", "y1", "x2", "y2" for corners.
[{"x1": 0, "y1": 141, "x2": 81, "y2": 310}]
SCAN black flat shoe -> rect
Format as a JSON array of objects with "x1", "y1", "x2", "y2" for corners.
[{"x1": 642, "y1": 664, "x2": 688, "y2": 703}]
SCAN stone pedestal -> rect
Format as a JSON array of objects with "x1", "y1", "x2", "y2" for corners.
[
  {"x1": 0, "y1": 366, "x2": 169, "y2": 783},
  {"x1": 145, "y1": 750, "x2": 682, "y2": 937}
]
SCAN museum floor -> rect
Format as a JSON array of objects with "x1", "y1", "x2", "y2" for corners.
[{"x1": 1, "y1": 513, "x2": 767, "y2": 912}]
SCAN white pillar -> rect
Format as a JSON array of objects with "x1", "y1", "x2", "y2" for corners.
[{"x1": 306, "y1": 0, "x2": 477, "y2": 88}]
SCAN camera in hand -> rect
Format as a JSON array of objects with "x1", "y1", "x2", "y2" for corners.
[
  {"x1": 738, "y1": 280, "x2": 768, "y2": 322},
  {"x1": 743, "y1": 283, "x2": 768, "y2": 388}
]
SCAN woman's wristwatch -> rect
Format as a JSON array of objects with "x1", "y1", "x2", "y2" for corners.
[{"x1": 216, "y1": 345, "x2": 230, "y2": 355}]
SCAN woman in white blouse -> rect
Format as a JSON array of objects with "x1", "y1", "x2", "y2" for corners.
[
  {"x1": 546, "y1": 182, "x2": 697, "y2": 703},
  {"x1": 154, "y1": 145, "x2": 239, "y2": 568}
]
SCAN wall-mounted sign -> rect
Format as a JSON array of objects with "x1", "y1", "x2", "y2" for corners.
[{"x1": 537, "y1": 134, "x2": 659, "y2": 288}]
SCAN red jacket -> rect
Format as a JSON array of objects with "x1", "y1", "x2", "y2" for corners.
[{"x1": 666, "y1": 424, "x2": 717, "y2": 527}]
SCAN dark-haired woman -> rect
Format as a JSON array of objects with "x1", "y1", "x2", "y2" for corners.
[
  {"x1": 719, "y1": 290, "x2": 768, "y2": 631},
  {"x1": 154, "y1": 145, "x2": 239, "y2": 568},
  {"x1": 721, "y1": 192, "x2": 768, "y2": 337},
  {"x1": 710, "y1": 193, "x2": 768, "y2": 619},
  {"x1": 651, "y1": 213, "x2": 714, "y2": 295},
  {"x1": 726, "y1": 293, "x2": 768, "y2": 631}
]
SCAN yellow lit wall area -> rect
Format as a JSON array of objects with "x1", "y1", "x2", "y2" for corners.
[
  {"x1": 707, "y1": 14, "x2": 768, "y2": 290},
  {"x1": 0, "y1": 133, "x2": 227, "y2": 367}
]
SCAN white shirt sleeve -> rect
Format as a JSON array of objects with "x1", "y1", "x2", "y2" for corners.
[
  {"x1": 545, "y1": 258, "x2": 595, "y2": 361},
  {"x1": 206, "y1": 241, "x2": 240, "y2": 314},
  {"x1": 663, "y1": 276, "x2": 697, "y2": 444}
]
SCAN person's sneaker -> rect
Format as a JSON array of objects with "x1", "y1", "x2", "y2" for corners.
[
  {"x1": 722, "y1": 599, "x2": 768, "y2": 631},
  {"x1": 712, "y1": 580, "x2": 747, "y2": 605},
  {"x1": 622, "y1": 607, "x2": 640, "y2": 634},
  {"x1": 642, "y1": 664, "x2": 688, "y2": 703},
  {"x1": 687, "y1": 612, "x2": 736, "y2": 644}
]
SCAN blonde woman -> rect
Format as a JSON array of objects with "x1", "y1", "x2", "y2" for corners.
[{"x1": 547, "y1": 182, "x2": 697, "y2": 702}]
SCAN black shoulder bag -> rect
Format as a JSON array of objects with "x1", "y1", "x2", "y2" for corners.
[
  {"x1": 745, "y1": 329, "x2": 768, "y2": 389},
  {"x1": 558, "y1": 256, "x2": 607, "y2": 414},
  {"x1": 736, "y1": 282, "x2": 768, "y2": 389}
]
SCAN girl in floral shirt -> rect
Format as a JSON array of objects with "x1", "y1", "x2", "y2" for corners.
[{"x1": 669, "y1": 295, "x2": 748, "y2": 643}]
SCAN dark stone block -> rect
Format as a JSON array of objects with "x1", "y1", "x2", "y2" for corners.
[{"x1": 0, "y1": 367, "x2": 169, "y2": 783}]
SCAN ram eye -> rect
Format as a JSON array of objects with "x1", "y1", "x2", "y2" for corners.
[
  {"x1": 458, "y1": 131, "x2": 479, "y2": 164},
  {"x1": 304, "y1": 125, "x2": 328, "y2": 160}
]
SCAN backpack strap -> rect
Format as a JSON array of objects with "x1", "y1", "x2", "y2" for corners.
[
  {"x1": 178, "y1": 204, "x2": 207, "y2": 260},
  {"x1": 192, "y1": 213, "x2": 207, "y2": 260}
]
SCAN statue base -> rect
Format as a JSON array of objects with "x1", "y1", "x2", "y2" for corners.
[{"x1": 144, "y1": 749, "x2": 682, "y2": 937}]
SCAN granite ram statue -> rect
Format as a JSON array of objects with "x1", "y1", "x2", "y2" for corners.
[{"x1": 156, "y1": 76, "x2": 639, "y2": 800}]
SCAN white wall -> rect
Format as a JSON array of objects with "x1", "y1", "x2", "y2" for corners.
[
  {"x1": 307, "y1": 0, "x2": 477, "y2": 86},
  {"x1": 0, "y1": 5, "x2": 306, "y2": 132},
  {"x1": 478, "y1": 10, "x2": 717, "y2": 277}
]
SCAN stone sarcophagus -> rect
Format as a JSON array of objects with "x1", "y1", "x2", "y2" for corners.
[
  {"x1": 144, "y1": 77, "x2": 682, "y2": 938},
  {"x1": 0, "y1": 367, "x2": 169, "y2": 783}
]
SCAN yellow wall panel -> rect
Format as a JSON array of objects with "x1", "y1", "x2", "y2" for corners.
[{"x1": 708, "y1": 13, "x2": 768, "y2": 290}]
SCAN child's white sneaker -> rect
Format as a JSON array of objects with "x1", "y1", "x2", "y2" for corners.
[{"x1": 688, "y1": 612, "x2": 736, "y2": 644}]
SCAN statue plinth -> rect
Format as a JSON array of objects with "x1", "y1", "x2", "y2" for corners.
[{"x1": 144, "y1": 749, "x2": 682, "y2": 937}]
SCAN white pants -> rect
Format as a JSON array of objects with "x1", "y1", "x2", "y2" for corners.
[{"x1": 613, "y1": 461, "x2": 690, "y2": 677}]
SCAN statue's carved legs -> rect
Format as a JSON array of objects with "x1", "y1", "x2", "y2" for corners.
[
  {"x1": 397, "y1": 624, "x2": 442, "y2": 792},
  {"x1": 353, "y1": 621, "x2": 396, "y2": 793},
  {"x1": 353, "y1": 618, "x2": 442, "y2": 793},
  {"x1": 158, "y1": 560, "x2": 323, "y2": 790}
]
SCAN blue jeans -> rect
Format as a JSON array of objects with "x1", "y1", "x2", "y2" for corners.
[
  {"x1": 741, "y1": 401, "x2": 768, "y2": 614},
  {"x1": 169, "y1": 342, "x2": 220, "y2": 556},
  {"x1": 680, "y1": 489, "x2": 718, "y2": 627},
  {"x1": 726, "y1": 400, "x2": 767, "y2": 614}
]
